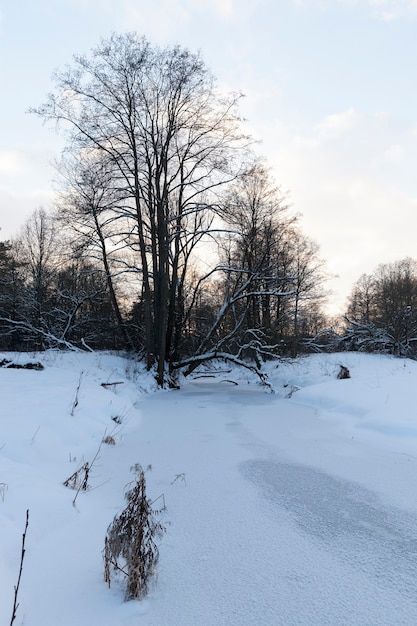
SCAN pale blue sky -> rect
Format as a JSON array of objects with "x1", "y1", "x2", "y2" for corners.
[{"x1": 1, "y1": 0, "x2": 417, "y2": 313}]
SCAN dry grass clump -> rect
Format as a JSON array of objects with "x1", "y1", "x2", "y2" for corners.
[{"x1": 104, "y1": 464, "x2": 166, "y2": 600}]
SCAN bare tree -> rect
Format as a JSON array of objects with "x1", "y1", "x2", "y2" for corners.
[
  {"x1": 346, "y1": 272, "x2": 377, "y2": 325},
  {"x1": 218, "y1": 162, "x2": 294, "y2": 334},
  {"x1": 34, "y1": 33, "x2": 250, "y2": 384},
  {"x1": 170, "y1": 164, "x2": 298, "y2": 376},
  {"x1": 343, "y1": 258, "x2": 417, "y2": 356},
  {"x1": 18, "y1": 208, "x2": 59, "y2": 346},
  {"x1": 57, "y1": 152, "x2": 134, "y2": 349},
  {"x1": 0, "y1": 240, "x2": 27, "y2": 349},
  {"x1": 285, "y1": 229, "x2": 329, "y2": 355},
  {"x1": 52, "y1": 258, "x2": 117, "y2": 348},
  {"x1": 201, "y1": 163, "x2": 328, "y2": 359}
]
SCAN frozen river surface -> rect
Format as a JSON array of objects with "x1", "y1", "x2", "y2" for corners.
[{"x1": 133, "y1": 378, "x2": 417, "y2": 625}]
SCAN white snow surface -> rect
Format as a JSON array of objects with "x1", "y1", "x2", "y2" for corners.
[{"x1": 2, "y1": 350, "x2": 417, "y2": 625}]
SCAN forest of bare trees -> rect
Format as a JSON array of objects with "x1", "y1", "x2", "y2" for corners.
[
  {"x1": 3, "y1": 34, "x2": 417, "y2": 378},
  {"x1": 0, "y1": 33, "x2": 356, "y2": 383},
  {"x1": 342, "y1": 258, "x2": 417, "y2": 357}
]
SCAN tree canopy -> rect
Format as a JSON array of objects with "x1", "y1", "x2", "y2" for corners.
[{"x1": 0, "y1": 33, "x2": 331, "y2": 384}]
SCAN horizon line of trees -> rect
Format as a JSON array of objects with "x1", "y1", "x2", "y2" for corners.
[{"x1": 0, "y1": 184, "x2": 329, "y2": 360}]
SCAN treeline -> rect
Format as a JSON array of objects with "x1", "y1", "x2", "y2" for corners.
[
  {"x1": 0, "y1": 188, "x2": 327, "y2": 359},
  {"x1": 0, "y1": 211, "x2": 120, "y2": 352},
  {"x1": 0, "y1": 33, "x2": 331, "y2": 382},
  {"x1": 341, "y1": 258, "x2": 417, "y2": 358}
]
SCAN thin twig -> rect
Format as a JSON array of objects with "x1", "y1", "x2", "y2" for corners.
[
  {"x1": 10, "y1": 509, "x2": 29, "y2": 626},
  {"x1": 70, "y1": 370, "x2": 84, "y2": 416}
]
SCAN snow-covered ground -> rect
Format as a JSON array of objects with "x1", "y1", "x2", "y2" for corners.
[{"x1": 2, "y1": 350, "x2": 417, "y2": 625}]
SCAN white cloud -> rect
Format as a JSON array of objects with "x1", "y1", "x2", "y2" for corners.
[
  {"x1": 0, "y1": 152, "x2": 24, "y2": 175},
  {"x1": 380, "y1": 11, "x2": 395, "y2": 20},
  {"x1": 314, "y1": 107, "x2": 360, "y2": 140},
  {"x1": 374, "y1": 111, "x2": 389, "y2": 122},
  {"x1": 0, "y1": 186, "x2": 53, "y2": 240},
  {"x1": 188, "y1": 0, "x2": 235, "y2": 18},
  {"x1": 360, "y1": 0, "x2": 417, "y2": 19},
  {"x1": 117, "y1": 0, "x2": 191, "y2": 40},
  {"x1": 383, "y1": 144, "x2": 404, "y2": 163},
  {"x1": 288, "y1": 0, "x2": 417, "y2": 18},
  {"x1": 118, "y1": 0, "x2": 236, "y2": 39},
  {"x1": 0, "y1": 143, "x2": 58, "y2": 239}
]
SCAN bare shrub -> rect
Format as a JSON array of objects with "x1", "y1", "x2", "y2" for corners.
[
  {"x1": 104, "y1": 464, "x2": 166, "y2": 600},
  {"x1": 63, "y1": 462, "x2": 90, "y2": 491},
  {"x1": 284, "y1": 385, "x2": 300, "y2": 398},
  {"x1": 63, "y1": 436, "x2": 104, "y2": 505},
  {"x1": 170, "y1": 473, "x2": 186, "y2": 486},
  {"x1": 337, "y1": 365, "x2": 351, "y2": 379}
]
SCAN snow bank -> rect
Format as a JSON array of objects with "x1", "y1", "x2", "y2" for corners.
[{"x1": 2, "y1": 350, "x2": 417, "y2": 625}]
